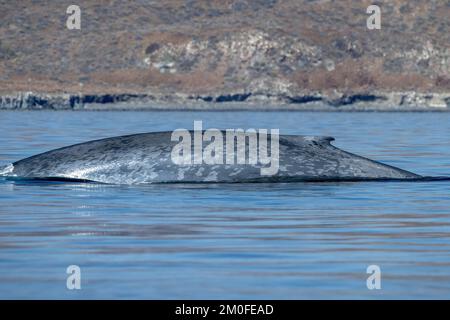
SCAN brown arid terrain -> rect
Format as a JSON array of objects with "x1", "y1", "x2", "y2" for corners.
[{"x1": 0, "y1": 0, "x2": 449, "y2": 110}]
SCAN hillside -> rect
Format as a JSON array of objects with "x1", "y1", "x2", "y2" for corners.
[{"x1": 0, "y1": 0, "x2": 449, "y2": 109}]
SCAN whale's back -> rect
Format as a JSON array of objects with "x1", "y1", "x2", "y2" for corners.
[{"x1": 10, "y1": 132, "x2": 421, "y2": 184}]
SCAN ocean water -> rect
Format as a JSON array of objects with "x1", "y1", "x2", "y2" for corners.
[{"x1": 0, "y1": 110, "x2": 450, "y2": 299}]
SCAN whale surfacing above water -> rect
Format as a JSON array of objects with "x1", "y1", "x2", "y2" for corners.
[{"x1": 3, "y1": 132, "x2": 420, "y2": 184}]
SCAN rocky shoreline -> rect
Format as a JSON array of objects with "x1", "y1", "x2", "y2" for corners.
[
  {"x1": 0, "y1": 91, "x2": 448, "y2": 111},
  {"x1": 2, "y1": 2, "x2": 448, "y2": 112}
]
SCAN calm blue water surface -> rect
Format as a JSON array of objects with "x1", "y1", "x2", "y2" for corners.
[{"x1": 0, "y1": 111, "x2": 449, "y2": 299}]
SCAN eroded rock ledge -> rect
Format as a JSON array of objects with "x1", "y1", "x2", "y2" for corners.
[{"x1": 0, "y1": 91, "x2": 449, "y2": 111}]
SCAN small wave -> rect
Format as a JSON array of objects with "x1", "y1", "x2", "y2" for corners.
[{"x1": 0, "y1": 163, "x2": 15, "y2": 176}]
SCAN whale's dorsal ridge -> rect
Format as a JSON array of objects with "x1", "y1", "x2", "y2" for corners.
[
  {"x1": 316, "y1": 136, "x2": 335, "y2": 144},
  {"x1": 9, "y1": 132, "x2": 423, "y2": 183},
  {"x1": 303, "y1": 135, "x2": 335, "y2": 145}
]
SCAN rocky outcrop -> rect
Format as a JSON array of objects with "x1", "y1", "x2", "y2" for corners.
[{"x1": 1, "y1": 91, "x2": 448, "y2": 111}]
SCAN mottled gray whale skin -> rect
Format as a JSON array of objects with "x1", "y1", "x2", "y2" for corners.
[{"x1": 6, "y1": 132, "x2": 420, "y2": 184}]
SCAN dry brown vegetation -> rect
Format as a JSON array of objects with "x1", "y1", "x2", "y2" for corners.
[{"x1": 0, "y1": 0, "x2": 448, "y2": 96}]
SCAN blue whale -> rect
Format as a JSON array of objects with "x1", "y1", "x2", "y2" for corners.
[{"x1": 0, "y1": 132, "x2": 421, "y2": 184}]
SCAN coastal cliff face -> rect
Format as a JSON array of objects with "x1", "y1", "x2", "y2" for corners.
[{"x1": 0, "y1": 0, "x2": 449, "y2": 109}]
